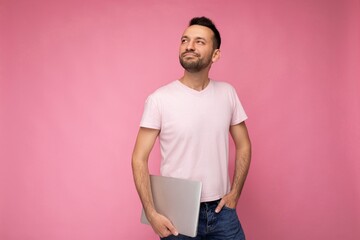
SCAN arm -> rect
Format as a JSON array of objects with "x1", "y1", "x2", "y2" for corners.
[
  {"x1": 215, "y1": 121, "x2": 252, "y2": 212},
  {"x1": 131, "y1": 127, "x2": 178, "y2": 237}
]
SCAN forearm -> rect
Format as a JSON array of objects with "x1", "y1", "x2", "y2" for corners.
[
  {"x1": 230, "y1": 142, "x2": 251, "y2": 200},
  {"x1": 215, "y1": 142, "x2": 251, "y2": 212},
  {"x1": 132, "y1": 155, "x2": 156, "y2": 218}
]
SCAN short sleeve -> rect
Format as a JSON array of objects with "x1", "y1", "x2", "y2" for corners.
[
  {"x1": 230, "y1": 87, "x2": 248, "y2": 125},
  {"x1": 140, "y1": 94, "x2": 161, "y2": 129}
]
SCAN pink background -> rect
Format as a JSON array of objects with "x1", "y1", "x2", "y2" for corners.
[{"x1": 1, "y1": 0, "x2": 359, "y2": 239}]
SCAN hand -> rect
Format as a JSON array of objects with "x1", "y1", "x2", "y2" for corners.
[
  {"x1": 147, "y1": 211, "x2": 179, "y2": 238},
  {"x1": 215, "y1": 192, "x2": 238, "y2": 213}
]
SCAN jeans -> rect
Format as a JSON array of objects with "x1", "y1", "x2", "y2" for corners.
[{"x1": 162, "y1": 199, "x2": 245, "y2": 240}]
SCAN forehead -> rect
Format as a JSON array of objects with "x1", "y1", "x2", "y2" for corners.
[{"x1": 181, "y1": 25, "x2": 214, "y2": 40}]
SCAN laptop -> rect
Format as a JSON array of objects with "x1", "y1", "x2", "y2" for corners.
[{"x1": 140, "y1": 175, "x2": 202, "y2": 237}]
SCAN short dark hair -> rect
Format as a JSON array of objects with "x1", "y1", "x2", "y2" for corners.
[{"x1": 189, "y1": 16, "x2": 221, "y2": 49}]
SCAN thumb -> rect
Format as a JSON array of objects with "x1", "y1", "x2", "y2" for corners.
[{"x1": 215, "y1": 199, "x2": 225, "y2": 213}]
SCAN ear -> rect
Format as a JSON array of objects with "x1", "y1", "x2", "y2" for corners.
[{"x1": 212, "y1": 49, "x2": 221, "y2": 63}]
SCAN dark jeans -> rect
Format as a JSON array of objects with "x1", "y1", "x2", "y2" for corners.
[{"x1": 162, "y1": 199, "x2": 245, "y2": 240}]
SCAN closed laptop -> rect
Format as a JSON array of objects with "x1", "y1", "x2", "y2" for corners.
[{"x1": 140, "y1": 175, "x2": 202, "y2": 237}]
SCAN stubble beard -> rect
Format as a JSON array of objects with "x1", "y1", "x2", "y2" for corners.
[{"x1": 179, "y1": 53, "x2": 212, "y2": 73}]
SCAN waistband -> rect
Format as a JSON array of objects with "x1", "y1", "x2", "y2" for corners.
[{"x1": 200, "y1": 199, "x2": 221, "y2": 207}]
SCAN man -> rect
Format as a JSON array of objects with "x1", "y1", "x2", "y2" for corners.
[{"x1": 132, "y1": 17, "x2": 251, "y2": 239}]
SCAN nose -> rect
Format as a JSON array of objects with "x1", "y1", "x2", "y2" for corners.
[{"x1": 185, "y1": 40, "x2": 195, "y2": 51}]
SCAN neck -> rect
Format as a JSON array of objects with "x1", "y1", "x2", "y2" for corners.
[{"x1": 179, "y1": 70, "x2": 210, "y2": 91}]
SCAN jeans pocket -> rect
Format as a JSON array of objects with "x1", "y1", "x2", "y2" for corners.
[{"x1": 222, "y1": 205, "x2": 236, "y2": 211}]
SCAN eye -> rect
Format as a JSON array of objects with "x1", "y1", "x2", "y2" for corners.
[
  {"x1": 181, "y1": 38, "x2": 188, "y2": 44},
  {"x1": 196, "y1": 40, "x2": 205, "y2": 45}
]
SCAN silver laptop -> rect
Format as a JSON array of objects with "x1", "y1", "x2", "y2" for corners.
[{"x1": 140, "y1": 175, "x2": 202, "y2": 237}]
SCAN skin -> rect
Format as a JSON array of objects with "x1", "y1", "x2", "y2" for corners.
[{"x1": 132, "y1": 24, "x2": 251, "y2": 238}]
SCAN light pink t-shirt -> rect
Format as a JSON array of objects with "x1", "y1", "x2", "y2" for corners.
[{"x1": 140, "y1": 80, "x2": 248, "y2": 202}]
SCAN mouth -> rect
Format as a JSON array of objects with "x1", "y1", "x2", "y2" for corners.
[{"x1": 182, "y1": 52, "x2": 199, "y2": 58}]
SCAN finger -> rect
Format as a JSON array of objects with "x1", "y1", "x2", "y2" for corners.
[
  {"x1": 159, "y1": 229, "x2": 172, "y2": 238},
  {"x1": 215, "y1": 199, "x2": 225, "y2": 213},
  {"x1": 166, "y1": 222, "x2": 179, "y2": 236}
]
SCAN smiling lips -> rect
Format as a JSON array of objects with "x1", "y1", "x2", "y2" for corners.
[{"x1": 182, "y1": 52, "x2": 200, "y2": 58}]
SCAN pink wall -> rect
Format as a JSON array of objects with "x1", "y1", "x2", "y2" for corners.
[{"x1": 1, "y1": 0, "x2": 359, "y2": 239}]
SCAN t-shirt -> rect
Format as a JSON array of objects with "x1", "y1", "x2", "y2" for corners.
[{"x1": 140, "y1": 80, "x2": 248, "y2": 202}]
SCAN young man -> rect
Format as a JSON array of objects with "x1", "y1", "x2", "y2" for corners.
[{"x1": 132, "y1": 17, "x2": 251, "y2": 239}]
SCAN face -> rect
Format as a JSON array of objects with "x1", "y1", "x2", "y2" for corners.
[{"x1": 179, "y1": 25, "x2": 220, "y2": 73}]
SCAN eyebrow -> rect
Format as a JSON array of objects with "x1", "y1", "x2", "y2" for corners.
[{"x1": 181, "y1": 35, "x2": 207, "y2": 41}]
